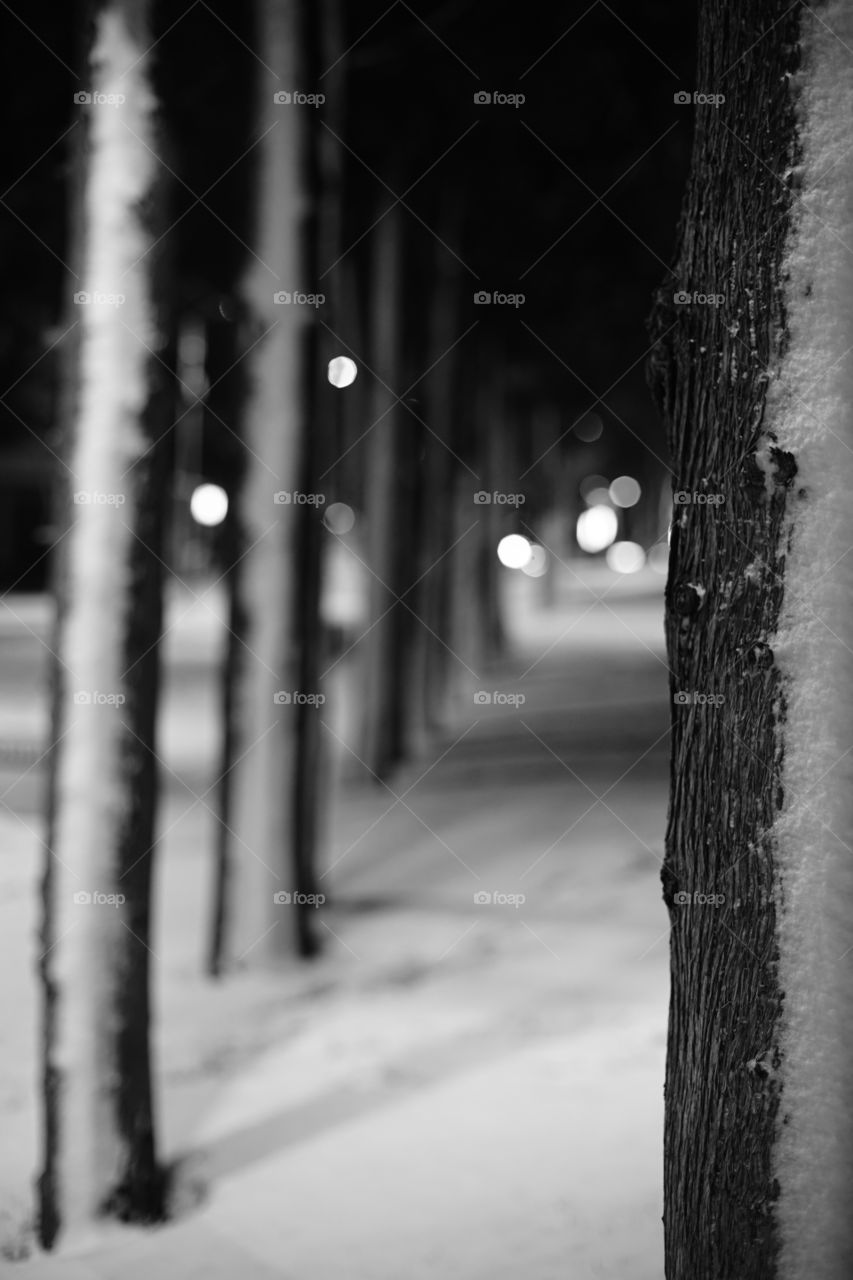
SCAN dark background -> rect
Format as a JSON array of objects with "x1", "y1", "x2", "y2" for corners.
[{"x1": 0, "y1": 0, "x2": 696, "y2": 588}]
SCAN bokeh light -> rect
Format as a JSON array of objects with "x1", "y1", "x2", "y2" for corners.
[
  {"x1": 575, "y1": 412, "x2": 603, "y2": 442},
  {"x1": 497, "y1": 534, "x2": 532, "y2": 569},
  {"x1": 327, "y1": 356, "x2": 358, "y2": 388},
  {"x1": 323, "y1": 502, "x2": 356, "y2": 535},
  {"x1": 606, "y1": 540, "x2": 645, "y2": 573},
  {"x1": 521, "y1": 544, "x2": 548, "y2": 577},
  {"x1": 576, "y1": 505, "x2": 618, "y2": 553},
  {"x1": 579, "y1": 474, "x2": 609, "y2": 502},
  {"x1": 189, "y1": 483, "x2": 228, "y2": 527},
  {"x1": 609, "y1": 476, "x2": 642, "y2": 508}
]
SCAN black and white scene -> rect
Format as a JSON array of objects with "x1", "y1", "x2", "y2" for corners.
[{"x1": 1, "y1": 1, "x2": 852, "y2": 1277}]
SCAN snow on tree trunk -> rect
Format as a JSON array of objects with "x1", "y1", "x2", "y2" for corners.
[
  {"x1": 768, "y1": 6, "x2": 853, "y2": 1276},
  {"x1": 39, "y1": 0, "x2": 166, "y2": 1247},
  {"x1": 226, "y1": 0, "x2": 312, "y2": 965},
  {"x1": 650, "y1": 3, "x2": 853, "y2": 1277}
]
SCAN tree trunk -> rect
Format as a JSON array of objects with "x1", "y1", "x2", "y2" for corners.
[
  {"x1": 225, "y1": 0, "x2": 312, "y2": 965},
  {"x1": 207, "y1": 515, "x2": 246, "y2": 976},
  {"x1": 205, "y1": 299, "x2": 252, "y2": 977},
  {"x1": 440, "y1": 471, "x2": 482, "y2": 728},
  {"x1": 403, "y1": 218, "x2": 463, "y2": 756},
  {"x1": 287, "y1": 0, "x2": 348, "y2": 957},
  {"x1": 360, "y1": 202, "x2": 404, "y2": 780},
  {"x1": 292, "y1": 309, "x2": 324, "y2": 957},
  {"x1": 39, "y1": 0, "x2": 168, "y2": 1245},
  {"x1": 650, "y1": 3, "x2": 853, "y2": 1276},
  {"x1": 476, "y1": 348, "x2": 508, "y2": 662}
]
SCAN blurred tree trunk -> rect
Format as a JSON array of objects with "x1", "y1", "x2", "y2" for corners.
[
  {"x1": 531, "y1": 405, "x2": 562, "y2": 607},
  {"x1": 305, "y1": 0, "x2": 348, "y2": 909},
  {"x1": 649, "y1": 2, "x2": 853, "y2": 1276},
  {"x1": 225, "y1": 0, "x2": 313, "y2": 965},
  {"x1": 207, "y1": 471, "x2": 246, "y2": 976},
  {"x1": 441, "y1": 471, "x2": 481, "y2": 725},
  {"x1": 403, "y1": 215, "x2": 464, "y2": 756},
  {"x1": 287, "y1": 0, "x2": 349, "y2": 956},
  {"x1": 39, "y1": 0, "x2": 169, "y2": 1245},
  {"x1": 477, "y1": 345, "x2": 507, "y2": 663},
  {"x1": 360, "y1": 202, "x2": 404, "y2": 780}
]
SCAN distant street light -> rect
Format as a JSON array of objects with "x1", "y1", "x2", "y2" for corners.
[
  {"x1": 190, "y1": 483, "x2": 228, "y2": 527},
  {"x1": 324, "y1": 502, "x2": 356, "y2": 534},
  {"x1": 576, "y1": 505, "x2": 617, "y2": 553},
  {"x1": 521, "y1": 544, "x2": 548, "y2": 577},
  {"x1": 609, "y1": 475, "x2": 642, "y2": 508},
  {"x1": 497, "y1": 534, "x2": 532, "y2": 569},
  {"x1": 606, "y1": 540, "x2": 645, "y2": 573},
  {"x1": 327, "y1": 356, "x2": 358, "y2": 388}
]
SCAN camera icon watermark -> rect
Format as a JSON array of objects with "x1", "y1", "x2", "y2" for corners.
[
  {"x1": 73, "y1": 690, "x2": 126, "y2": 706},
  {"x1": 273, "y1": 291, "x2": 325, "y2": 308},
  {"x1": 273, "y1": 91, "x2": 325, "y2": 106},
  {"x1": 473, "y1": 890, "x2": 526, "y2": 908},
  {"x1": 473, "y1": 690, "x2": 526, "y2": 707},
  {"x1": 473, "y1": 90, "x2": 525, "y2": 107},
  {"x1": 73, "y1": 890, "x2": 126, "y2": 906},
  {"x1": 73, "y1": 291, "x2": 125, "y2": 307},
  {"x1": 674, "y1": 490, "x2": 725, "y2": 505},
  {"x1": 474, "y1": 490, "x2": 525, "y2": 506},
  {"x1": 473, "y1": 290, "x2": 525, "y2": 307},
  {"x1": 674, "y1": 90, "x2": 725, "y2": 108},
  {"x1": 673, "y1": 691, "x2": 725, "y2": 707},
  {"x1": 673, "y1": 290, "x2": 725, "y2": 307},
  {"x1": 273, "y1": 491, "x2": 326, "y2": 505},
  {"x1": 73, "y1": 490, "x2": 126, "y2": 506},
  {"x1": 73, "y1": 91, "x2": 126, "y2": 106},
  {"x1": 273, "y1": 691, "x2": 326, "y2": 706}
]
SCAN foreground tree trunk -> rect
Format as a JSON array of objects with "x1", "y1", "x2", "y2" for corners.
[
  {"x1": 39, "y1": 0, "x2": 168, "y2": 1246},
  {"x1": 225, "y1": 0, "x2": 313, "y2": 965},
  {"x1": 650, "y1": 3, "x2": 853, "y2": 1277}
]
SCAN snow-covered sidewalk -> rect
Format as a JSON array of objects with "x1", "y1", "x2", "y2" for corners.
[{"x1": 3, "y1": 566, "x2": 670, "y2": 1278}]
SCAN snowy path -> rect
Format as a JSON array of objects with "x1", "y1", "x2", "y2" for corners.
[{"x1": 2, "y1": 565, "x2": 671, "y2": 1278}]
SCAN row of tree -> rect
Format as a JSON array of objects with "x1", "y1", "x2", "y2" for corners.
[
  {"x1": 31, "y1": 1, "x2": 853, "y2": 1275},
  {"x1": 40, "y1": 0, "x2": 590, "y2": 1244}
]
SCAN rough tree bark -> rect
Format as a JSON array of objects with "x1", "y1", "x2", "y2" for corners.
[
  {"x1": 650, "y1": 3, "x2": 853, "y2": 1277},
  {"x1": 39, "y1": 0, "x2": 169, "y2": 1246}
]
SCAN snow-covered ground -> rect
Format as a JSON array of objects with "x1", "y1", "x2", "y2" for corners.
[{"x1": 0, "y1": 560, "x2": 670, "y2": 1278}]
